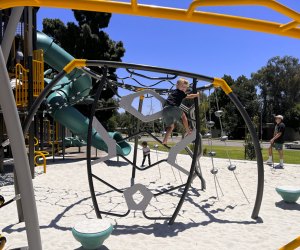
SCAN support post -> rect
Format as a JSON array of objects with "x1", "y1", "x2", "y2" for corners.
[
  {"x1": 0, "y1": 47, "x2": 42, "y2": 250},
  {"x1": 27, "y1": 7, "x2": 35, "y2": 178},
  {"x1": 0, "y1": 114, "x2": 4, "y2": 174},
  {"x1": 131, "y1": 94, "x2": 144, "y2": 186}
]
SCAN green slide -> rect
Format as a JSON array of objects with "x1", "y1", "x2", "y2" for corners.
[{"x1": 37, "y1": 31, "x2": 131, "y2": 156}]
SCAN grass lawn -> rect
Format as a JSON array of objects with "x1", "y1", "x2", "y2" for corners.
[{"x1": 145, "y1": 141, "x2": 300, "y2": 165}]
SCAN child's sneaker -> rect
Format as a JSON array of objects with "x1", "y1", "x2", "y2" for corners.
[
  {"x1": 274, "y1": 164, "x2": 284, "y2": 169},
  {"x1": 265, "y1": 160, "x2": 273, "y2": 165}
]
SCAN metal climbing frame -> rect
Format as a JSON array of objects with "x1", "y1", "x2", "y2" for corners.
[
  {"x1": 48, "y1": 60, "x2": 262, "y2": 224},
  {"x1": 23, "y1": 59, "x2": 264, "y2": 224},
  {"x1": 1, "y1": 1, "x2": 298, "y2": 249},
  {"x1": 1, "y1": 1, "x2": 300, "y2": 39}
]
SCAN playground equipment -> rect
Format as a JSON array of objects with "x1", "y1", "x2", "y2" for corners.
[
  {"x1": 72, "y1": 219, "x2": 113, "y2": 250},
  {"x1": 36, "y1": 31, "x2": 131, "y2": 156},
  {"x1": 275, "y1": 186, "x2": 300, "y2": 203},
  {"x1": 2, "y1": 1, "x2": 300, "y2": 249},
  {"x1": 279, "y1": 236, "x2": 300, "y2": 250},
  {"x1": 0, "y1": 234, "x2": 6, "y2": 250},
  {"x1": 80, "y1": 61, "x2": 263, "y2": 224},
  {"x1": 202, "y1": 88, "x2": 250, "y2": 203}
]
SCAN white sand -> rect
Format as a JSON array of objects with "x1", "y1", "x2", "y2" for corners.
[{"x1": 0, "y1": 147, "x2": 299, "y2": 250}]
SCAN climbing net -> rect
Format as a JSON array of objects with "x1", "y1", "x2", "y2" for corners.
[{"x1": 23, "y1": 60, "x2": 264, "y2": 225}]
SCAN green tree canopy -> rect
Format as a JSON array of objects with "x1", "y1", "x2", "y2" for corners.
[
  {"x1": 42, "y1": 11, "x2": 126, "y2": 125},
  {"x1": 208, "y1": 74, "x2": 259, "y2": 138},
  {"x1": 252, "y1": 56, "x2": 300, "y2": 129}
]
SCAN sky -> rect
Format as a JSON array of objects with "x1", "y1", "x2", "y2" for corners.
[{"x1": 36, "y1": 1, "x2": 300, "y2": 113}]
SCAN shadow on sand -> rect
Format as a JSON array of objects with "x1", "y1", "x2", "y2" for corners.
[{"x1": 275, "y1": 200, "x2": 300, "y2": 211}]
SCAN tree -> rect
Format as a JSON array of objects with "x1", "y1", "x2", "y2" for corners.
[
  {"x1": 207, "y1": 75, "x2": 259, "y2": 139},
  {"x1": 252, "y1": 56, "x2": 300, "y2": 130},
  {"x1": 42, "y1": 11, "x2": 126, "y2": 123}
]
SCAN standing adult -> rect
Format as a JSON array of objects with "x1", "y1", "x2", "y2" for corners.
[{"x1": 266, "y1": 115, "x2": 285, "y2": 168}]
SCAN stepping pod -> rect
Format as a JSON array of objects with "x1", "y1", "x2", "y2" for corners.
[
  {"x1": 275, "y1": 186, "x2": 300, "y2": 203},
  {"x1": 220, "y1": 135, "x2": 228, "y2": 141},
  {"x1": 208, "y1": 151, "x2": 216, "y2": 157},
  {"x1": 204, "y1": 133, "x2": 212, "y2": 138},
  {"x1": 211, "y1": 168, "x2": 218, "y2": 175},
  {"x1": 206, "y1": 121, "x2": 215, "y2": 128},
  {"x1": 72, "y1": 219, "x2": 113, "y2": 249},
  {"x1": 228, "y1": 164, "x2": 236, "y2": 171},
  {"x1": 214, "y1": 110, "x2": 223, "y2": 117}
]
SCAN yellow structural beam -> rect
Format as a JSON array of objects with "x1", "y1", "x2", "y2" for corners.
[
  {"x1": 279, "y1": 236, "x2": 300, "y2": 250},
  {"x1": 1, "y1": 1, "x2": 300, "y2": 39},
  {"x1": 63, "y1": 59, "x2": 87, "y2": 74},
  {"x1": 213, "y1": 78, "x2": 232, "y2": 95}
]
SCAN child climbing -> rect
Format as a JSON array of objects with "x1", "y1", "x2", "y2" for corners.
[{"x1": 162, "y1": 78, "x2": 199, "y2": 145}]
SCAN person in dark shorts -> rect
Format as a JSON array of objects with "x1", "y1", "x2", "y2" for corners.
[
  {"x1": 162, "y1": 78, "x2": 199, "y2": 145},
  {"x1": 266, "y1": 115, "x2": 285, "y2": 168},
  {"x1": 141, "y1": 141, "x2": 151, "y2": 167}
]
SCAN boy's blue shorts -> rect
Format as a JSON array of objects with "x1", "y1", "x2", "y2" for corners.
[{"x1": 162, "y1": 105, "x2": 183, "y2": 127}]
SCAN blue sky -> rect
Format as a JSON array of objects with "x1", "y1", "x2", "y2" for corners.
[
  {"x1": 36, "y1": 1, "x2": 300, "y2": 112},
  {"x1": 37, "y1": 1, "x2": 300, "y2": 80}
]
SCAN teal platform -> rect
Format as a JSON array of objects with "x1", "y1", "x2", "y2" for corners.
[
  {"x1": 72, "y1": 219, "x2": 113, "y2": 250},
  {"x1": 275, "y1": 186, "x2": 300, "y2": 203}
]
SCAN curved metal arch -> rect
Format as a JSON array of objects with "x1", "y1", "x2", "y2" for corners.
[{"x1": 23, "y1": 60, "x2": 263, "y2": 223}]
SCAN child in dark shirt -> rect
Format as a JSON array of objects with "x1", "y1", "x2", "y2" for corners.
[
  {"x1": 162, "y1": 78, "x2": 199, "y2": 145},
  {"x1": 141, "y1": 141, "x2": 151, "y2": 167}
]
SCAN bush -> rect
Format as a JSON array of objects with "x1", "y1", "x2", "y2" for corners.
[{"x1": 244, "y1": 133, "x2": 256, "y2": 160}]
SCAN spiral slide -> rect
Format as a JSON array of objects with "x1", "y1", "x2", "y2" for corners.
[{"x1": 36, "y1": 31, "x2": 131, "y2": 156}]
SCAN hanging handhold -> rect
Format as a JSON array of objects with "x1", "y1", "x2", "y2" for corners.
[
  {"x1": 208, "y1": 151, "x2": 216, "y2": 157},
  {"x1": 228, "y1": 164, "x2": 236, "y2": 171},
  {"x1": 220, "y1": 135, "x2": 228, "y2": 141},
  {"x1": 204, "y1": 133, "x2": 212, "y2": 138},
  {"x1": 214, "y1": 110, "x2": 223, "y2": 117},
  {"x1": 206, "y1": 121, "x2": 215, "y2": 128},
  {"x1": 211, "y1": 168, "x2": 218, "y2": 175}
]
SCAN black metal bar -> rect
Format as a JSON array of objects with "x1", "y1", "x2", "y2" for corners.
[
  {"x1": 195, "y1": 166, "x2": 206, "y2": 190},
  {"x1": 0, "y1": 114, "x2": 4, "y2": 174},
  {"x1": 86, "y1": 67, "x2": 107, "y2": 219},
  {"x1": 126, "y1": 68, "x2": 177, "y2": 81},
  {"x1": 119, "y1": 155, "x2": 167, "y2": 171},
  {"x1": 0, "y1": 10, "x2": 2, "y2": 43},
  {"x1": 86, "y1": 60, "x2": 214, "y2": 83},
  {"x1": 92, "y1": 174, "x2": 124, "y2": 194},
  {"x1": 228, "y1": 92, "x2": 264, "y2": 219},
  {"x1": 169, "y1": 78, "x2": 201, "y2": 225},
  {"x1": 120, "y1": 130, "x2": 171, "y2": 149},
  {"x1": 27, "y1": 55, "x2": 35, "y2": 178},
  {"x1": 154, "y1": 183, "x2": 187, "y2": 197},
  {"x1": 142, "y1": 211, "x2": 171, "y2": 221},
  {"x1": 62, "y1": 125, "x2": 65, "y2": 160},
  {"x1": 98, "y1": 210, "x2": 130, "y2": 218},
  {"x1": 131, "y1": 96, "x2": 144, "y2": 186},
  {"x1": 39, "y1": 113, "x2": 43, "y2": 151}
]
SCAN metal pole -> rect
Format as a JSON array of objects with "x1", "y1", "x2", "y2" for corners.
[
  {"x1": 228, "y1": 93, "x2": 264, "y2": 219},
  {"x1": 1, "y1": 7, "x2": 24, "y2": 63},
  {"x1": 62, "y1": 126, "x2": 65, "y2": 160},
  {"x1": 131, "y1": 95, "x2": 144, "y2": 186},
  {"x1": 0, "y1": 47, "x2": 42, "y2": 249},
  {"x1": 1, "y1": 6, "x2": 25, "y2": 226},
  {"x1": 0, "y1": 114, "x2": 4, "y2": 174},
  {"x1": 27, "y1": 7, "x2": 35, "y2": 178}
]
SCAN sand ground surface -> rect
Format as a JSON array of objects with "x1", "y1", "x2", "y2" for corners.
[{"x1": 0, "y1": 147, "x2": 299, "y2": 250}]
